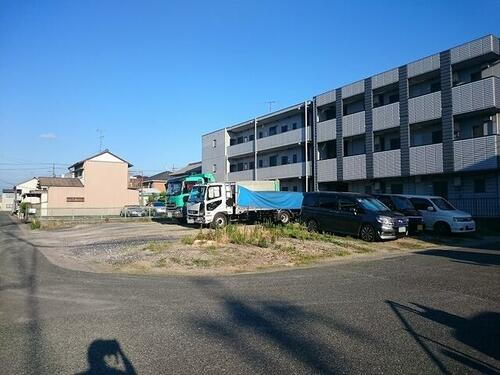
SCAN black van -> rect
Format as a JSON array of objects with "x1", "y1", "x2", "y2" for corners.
[
  {"x1": 371, "y1": 194, "x2": 424, "y2": 234},
  {"x1": 301, "y1": 192, "x2": 409, "y2": 241}
]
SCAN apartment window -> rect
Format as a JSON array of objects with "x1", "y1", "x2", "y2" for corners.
[
  {"x1": 318, "y1": 104, "x2": 336, "y2": 122},
  {"x1": 212, "y1": 164, "x2": 217, "y2": 173},
  {"x1": 230, "y1": 139, "x2": 236, "y2": 146},
  {"x1": 474, "y1": 178, "x2": 486, "y2": 193},
  {"x1": 472, "y1": 125, "x2": 484, "y2": 138},
  {"x1": 389, "y1": 94, "x2": 399, "y2": 104},
  {"x1": 269, "y1": 156, "x2": 277, "y2": 167},
  {"x1": 432, "y1": 130, "x2": 442, "y2": 144},
  {"x1": 243, "y1": 163, "x2": 248, "y2": 170},
  {"x1": 292, "y1": 186, "x2": 298, "y2": 192},
  {"x1": 282, "y1": 187, "x2": 289, "y2": 191},
  {"x1": 243, "y1": 136, "x2": 248, "y2": 143},
  {"x1": 292, "y1": 123, "x2": 297, "y2": 130},
  {"x1": 269, "y1": 126, "x2": 277, "y2": 136},
  {"x1": 374, "y1": 136, "x2": 385, "y2": 152},
  {"x1": 470, "y1": 71, "x2": 482, "y2": 82},
  {"x1": 237, "y1": 163, "x2": 244, "y2": 172},
  {"x1": 292, "y1": 154, "x2": 297, "y2": 163},
  {"x1": 237, "y1": 137, "x2": 243, "y2": 144},
  {"x1": 391, "y1": 184, "x2": 403, "y2": 194},
  {"x1": 249, "y1": 134, "x2": 254, "y2": 141},
  {"x1": 281, "y1": 125, "x2": 288, "y2": 133},
  {"x1": 249, "y1": 161, "x2": 255, "y2": 170},
  {"x1": 258, "y1": 159, "x2": 264, "y2": 168},
  {"x1": 389, "y1": 138, "x2": 400, "y2": 150},
  {"x1": 258, "y1": 131, "x2": 264, "y2": 139},
  {"x1": 230, "y1": 164, "x2": 236, "y2": 172},
  {"x1": 212, "y1": 139, "x2": 216, "y2": 148},
  {"x1": 430, "y1": 82, "x2": 441, "y2": 93},
  {"x1": 281, "y1": 156, "x2": 289, "y2": 165}
]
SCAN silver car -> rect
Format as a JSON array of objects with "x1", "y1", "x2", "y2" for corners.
[{"x1": 120, "y1": 205, "x2": 146, "y2": 217}]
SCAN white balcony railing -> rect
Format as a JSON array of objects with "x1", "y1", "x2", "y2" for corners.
[
  {"x1": 373, "y1": 149, "x2": 401, "y2": 178},
  {"x1": 454, "y1": 135, "x2": 499, "y2": 171},
  {"x1": 317, "y1": 158, "x2": 337, "y2": 182},
  {"x1": 409, "y1": 143, "x2": 443, "y2": 175}
]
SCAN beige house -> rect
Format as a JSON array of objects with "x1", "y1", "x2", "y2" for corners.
[{"x1": 33, "y1": 150, "x2": 139, "y2": 216}]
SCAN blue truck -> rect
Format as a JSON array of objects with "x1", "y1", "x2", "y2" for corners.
[{"x1": 185, "y1": 180, "x2": 303, "y2": 228}]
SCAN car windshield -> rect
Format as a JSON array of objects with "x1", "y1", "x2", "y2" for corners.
[
  {"x1": 153, "y1": 202, "x2": 164, "y2": 207},
  {"x1": 183, "y1": 181, "x2": 199, "y2": 194},
  {"x1": 431, "y1": 198, "x2": 456, "y2": 211},
  {"x1": 392, "y1": 196, "x2": 415, "y2": 210},
  {"x1": 166, "y1": 181, "x2": 182, "y2": 196},
  {"x1": 357, "y1": 197, "x2": 390, "y2": 212},
  {"x1": 188, "y1": 186, "x2": 206, "y2": 203}
]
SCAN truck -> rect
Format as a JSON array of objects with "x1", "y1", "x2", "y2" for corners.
[
  {"x1": 185, "y1": 180, "x2": 303, "y2": 228},
  {"x1": 165, "y1": 173, "x2": 215, "y2": 221}
]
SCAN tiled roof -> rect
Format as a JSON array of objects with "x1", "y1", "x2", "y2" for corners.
[
  {"x1": 38, "y1": 177, "x2": 84, "y2": 188},
  {"x1": 169, "y1": 162, "x2": 202, "y2": 177}
]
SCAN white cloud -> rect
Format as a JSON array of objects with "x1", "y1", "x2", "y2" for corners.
[{"x1": 40, "y1": 133, "x2": 57, "y2": 139}]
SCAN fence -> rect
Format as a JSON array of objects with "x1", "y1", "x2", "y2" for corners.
[
  {"x1": 448, "y1": 198, "x2": 500, "y2": 217},
  {"x1": 27, "y1": 205, "x2": 166, "y2": 219}
]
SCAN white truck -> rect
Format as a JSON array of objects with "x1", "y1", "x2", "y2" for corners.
[{"x1": 186, "y1": 180, "x2": 303, "y2": 228}]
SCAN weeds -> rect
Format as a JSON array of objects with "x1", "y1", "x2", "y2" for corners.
[
  {"x1": 30, "y1": 218, "x2": 41, "y2": 230},
  {"x1": 181, "y1": 236, "x2": 195, "y2": 245},
  {"x1": 144, "y1": 241, "x2": 170, "y2": 253}
]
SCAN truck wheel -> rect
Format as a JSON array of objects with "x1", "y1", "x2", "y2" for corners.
[
  {"x1": 360, "y1": 224, "x2": 377, "y2": 242},
  {"x1": 277, "y1": 211, "x2": 291, "y2": 225},
  {"x1": 211, "y1": 213, "x2": 227, "y2": 229},
  {"x1": 434, "y1": 221, "x2": 451, "y2": 235},
  {"x1": 306, "y1": 219, "x2": 319, "y2": 232}
]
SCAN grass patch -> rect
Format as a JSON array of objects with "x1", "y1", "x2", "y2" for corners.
[
  {"x1": 155, "y1": 257, "x2": 168, "y2": 267},
  {"x1": 181, "y1": 236, "x2": 195, "y2": 245},
  {"x1": 30, "y1": 218, "x2": 41, "y2": 230},
  {"x1": 144, "y1": 241, "x2": 170, "y2": 253}
]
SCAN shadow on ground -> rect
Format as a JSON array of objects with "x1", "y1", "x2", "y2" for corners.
[
  {"x1": 387, "y1": 300, "x2": 500, "y2": 374},
  {"x1": 76, "y1": 339, "x2": 136, "y2": 375},
  {"x1": 416, "y1": 247, "x2": 500, "y2": 267}
]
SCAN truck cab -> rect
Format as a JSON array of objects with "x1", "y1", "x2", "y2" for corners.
[{"x1": 186, "y1": 183, "x2": 231, "y2": 226}]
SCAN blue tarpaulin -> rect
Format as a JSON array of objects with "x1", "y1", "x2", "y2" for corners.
[{"x1": 237, "y1": 186, "x2": 303, "y2": 210}]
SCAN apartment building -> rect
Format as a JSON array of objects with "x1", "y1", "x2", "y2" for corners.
[{"x1": 202, "y1": 35, "x2": 500, "y2": 215}]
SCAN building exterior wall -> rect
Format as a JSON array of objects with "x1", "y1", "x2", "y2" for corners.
[{"x1": 202, "y1": 129, "x2": 229, "y2": 182}]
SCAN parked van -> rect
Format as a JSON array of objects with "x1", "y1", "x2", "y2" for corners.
[
  {"x1": 403, "y1": 195, "x2": 475, "y2": 234},
  {"x1": 372, "y1": 194, "x2": 424, "y2": 234},
  {"x1": 301, "y1": 192, "x2": 409, "y2": 241}
]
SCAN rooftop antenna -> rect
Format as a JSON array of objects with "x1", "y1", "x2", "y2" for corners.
[
  {"x1": 265, "y1": 100, "x2": 277, "y2": 113},
  {"x1": 96, "y1": 129, "x2": 105, "y2": 151}
]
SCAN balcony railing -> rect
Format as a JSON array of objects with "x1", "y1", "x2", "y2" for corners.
[
  {"x1": 257, "y1": 162, "x2": 311, "y2": 180},
  {"x1": 317, "y1": 118, "x2": 336, "y2": 142},
  {"x1": 227, "y1": 141, "x2": 254, "y2": 158},
  {"x1": 448, "y1": 197, "x2": 500, "y2": 217},
  {"x1": 452, "y1": 76, "x2": 500, "y2": 115},
  {"x1": 454, "y1": 135, "x2": 499, "y2": 172},
  {"x1": 373, "y1": 102, "x2": 400, "y2": 131},
  {"x1": 343, "y1": 154, "x2": 366, "y2": 181},
  {"x1": 409, "y1": 143, "x2": 443, "y2": 175},
  {"x1": 342, "y1": 111, "x2": 365, "y2": 137},
  {"x1": 408, "y1": 91, "x2": 441, "y2": 124},
  {"x1": 257, "y1": 127, "x2": 310, "y2": 151},
  {"x1": 373, "y1": 149, "x2": 401, "y2": 178},
  {"x1": 317, "y1": 158, "x2": 337, "y2": 182},
  {"x1": 228, "y1": 169, "x2": 254, "y2": 181}
]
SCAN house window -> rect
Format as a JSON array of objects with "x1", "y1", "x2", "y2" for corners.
[
  {"x1": 258, "y1": 159, "x2": 264, "y2": 168},
  {"x1": 269, "y1": 156, "x2": 277, "y2": 167},
  {"x1": 212, "y1": 139, "x2": 216, "y2": 148},
  {"x1": 269, "y1": 126, "x2": 277, "y2": 136},
  {"x1": 472, "y1": 125, "x2": 484, "y2": 138},
  {"x1": 281, "y1": 156, "x2": 288, "y2": 165},
  {"x1": 281, "y1": 125, "x2": 288, "y2": 133},
  {"x1": 292, "y1": 154, "x2": 297, "y2": 163},
  {"x1": 474, "y1": 178, "x2": 485, "y2": 193},
  {"x1": 292, "y1": 123, "x2": 297, "y2": 130}
]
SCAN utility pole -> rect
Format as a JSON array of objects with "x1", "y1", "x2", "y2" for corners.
[
  {"x1": 265, "y1": 100, "x2": 277, "y2": 113},
  {"x1": 52, "y1": 163, "x2": 55, "y2": 177},
  {"x1": 96, "y1": 129, "x2": 104, "y2": 151}
]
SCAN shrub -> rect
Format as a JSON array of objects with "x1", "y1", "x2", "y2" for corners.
[{"x1": 30, "y1": 218, "x2": 41, "y2": 230}]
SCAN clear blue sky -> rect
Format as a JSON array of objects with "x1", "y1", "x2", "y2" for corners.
[{"x1": 0, "y1": 0, "x2": 498, "y2": 188}]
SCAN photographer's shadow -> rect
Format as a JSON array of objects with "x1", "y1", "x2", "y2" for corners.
[{"x1": 76, "y1": 339, "x2": 136, "y2": 375}]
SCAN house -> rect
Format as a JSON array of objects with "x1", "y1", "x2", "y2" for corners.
[
  {"x1": 32, "y1": 149, "x2": 139, "y2": 216},
  {"x1": 142, "y1": 170, "x2": 171, "y2": 192},
  {"x1": 14, "y1": 177, "x2": 39, "y2": 212},
  {"x1": 169, "y1": 162, "x2": 202, "y2": 179},
  {"x1": 1, "y1": 189, "x2": 16, "y2": 212}
]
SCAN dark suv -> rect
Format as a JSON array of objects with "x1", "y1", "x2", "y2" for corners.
[
  {"x1": 301, "y1": 192, "x2": 409, "y2": 241},
  {"x1": 371, "y1": 194, "x2": 424, "y2": 234}
]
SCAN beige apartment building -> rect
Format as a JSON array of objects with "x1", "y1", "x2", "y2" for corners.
[{"x1": 31, "y1": 150, "x2": 139, "y2": 216}]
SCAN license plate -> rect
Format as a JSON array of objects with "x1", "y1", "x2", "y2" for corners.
[
  {"x1": 398, "y1": 226, "x2": 406, "y2": 233},
  {"x1": 167, "y1": 212, "x2": 172, "y2": 218},
  {"x1": 417, "y1": 224, "x2": 424, "y2": 231},
  {"x1": 187, "y1": 218, "x2": 194, "y2": 224}
]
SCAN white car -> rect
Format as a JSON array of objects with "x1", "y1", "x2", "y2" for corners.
[{"x1": 403, "y1": 195, "x2": 475, "y2": 234}]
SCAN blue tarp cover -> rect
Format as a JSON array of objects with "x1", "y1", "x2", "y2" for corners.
[{"x1": 237, "y1": 186, "x2": 303, "y2": 210}]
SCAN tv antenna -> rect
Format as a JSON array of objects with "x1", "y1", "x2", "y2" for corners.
[
  {"x1": 265, "y1": 100, "x2": 277, "y2": 113},
  {"x1": 96, "y1": 129, "x2": 105, "y2": 151}
]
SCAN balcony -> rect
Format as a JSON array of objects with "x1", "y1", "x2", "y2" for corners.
[
  {"x1": 257, "y1": 162, "x2": 312, "y2": 180},
  {"x1": 373, "y1": 102, "x2": 400, "y2": 131},
  {"x1": 373, "y1": 149, "x2": 401, "y2": 178},
  {"x1": 227, "y1": 141, "x2": 254, "y2": 158},
  {"x1": 408, "y1": 91, "x2": 441, "y2": 124},
  {"x1": 317, "y1": 118, "x2": 336, "y2": 142},
  {"x1": 343, "y1": 111, "x2": 365, "y2": 137},
  {"x1": 257, "y1": 127, "x2": 311, "y2": 151},
  {"x1": 452, "y1": 77, "x2": 500, "y2": 115},
  {"x1": 228, "y1": 169, "x2": 254, "y2": 181},
  {"x1": 317, "y1": 158, "x2": 337, "y2": 182},
  {"x1": 316, "y1": 90, "x2": 336, "y2": 106},
  {"x1": 454, "y1": 135, "x2": 499, "y2": 172},
  {"x1": 343, "y1": 154, "x2": 366, "y2": 181},
  {"x1": 451, "y1": 35, "x2": 499, "y2": 64},
  {"x1": 409, "y1": 143, "x2": 443, "y2": 175}
]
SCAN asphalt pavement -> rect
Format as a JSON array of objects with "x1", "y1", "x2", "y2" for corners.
[{"x1": 0, "y1": 212, "x2": 499, "y2": 374}]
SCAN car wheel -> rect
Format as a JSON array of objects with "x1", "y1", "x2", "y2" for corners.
[
  {"x1": 211, "y1": 213, "x2": 227, "y2": 229},
  {"x1": 434, "y1": 221, "x2": 451, "y2": 235},
  {"x1": 360, "y1": 224, "x2": 377, "y2": 242},
  {"x1": 277, "y1": 211, "x2": 291, "y2": 225},
  {"x1": 306, "y1": 219, "x2": 319, "y2": 232}
]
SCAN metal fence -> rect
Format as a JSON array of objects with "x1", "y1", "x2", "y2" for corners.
[
  {"x1": 448, "y1": 198, "x2": 500, "y2": 217},
  {"x1": 27, "y1": 205, "x2": 168, "y2": 219}
]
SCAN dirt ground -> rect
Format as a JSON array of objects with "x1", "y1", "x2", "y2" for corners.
[{"x1": 21, "y1": 219, "x2": 499, "y2": 276}]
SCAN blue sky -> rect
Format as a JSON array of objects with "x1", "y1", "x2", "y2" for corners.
[{"x1": 0, "y1": 0, "x2": 498, "y2": 188}]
